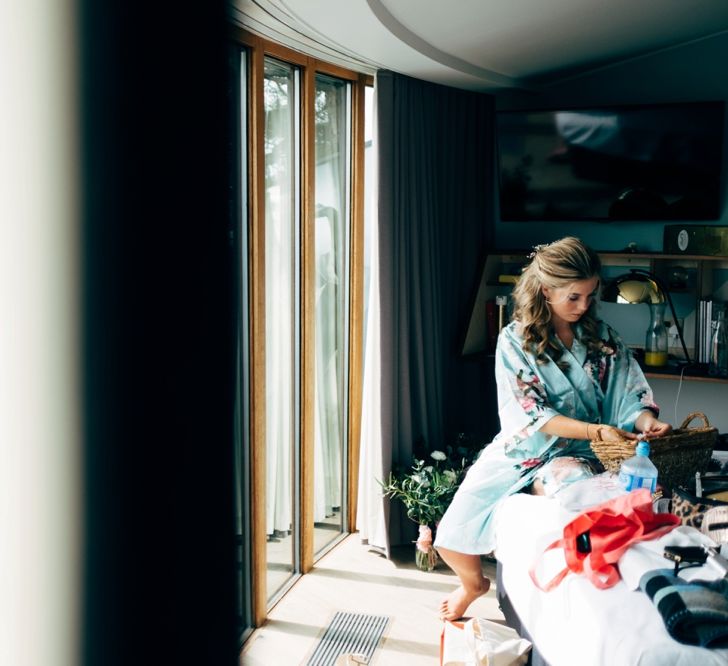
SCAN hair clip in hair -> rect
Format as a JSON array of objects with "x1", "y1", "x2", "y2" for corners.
[{"x1": 528, "y1": 243, "x2": 549, "y2": 259}]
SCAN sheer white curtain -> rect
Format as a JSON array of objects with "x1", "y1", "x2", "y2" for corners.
[
  {"x1": 356, "y1": 82, "x2": 389, "y2": 552},
  {"x1": 265, "y1": 190, "x2": 293, "y2": 535},
  {"x1": 264, "y1": 70, "x2": 294, "y2": 536},
  {"x1": 313, "y1": 75, "x2": 348, "y2": 525},
  {"x1": 314, "y1": 207, "x2": 343, "y2": 521}
]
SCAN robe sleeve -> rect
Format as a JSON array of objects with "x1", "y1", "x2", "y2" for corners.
[
  {"x1": 495, "y1": 327, "x2": 560, "y2": 458},
  {"x1": 601, "y1": 324, "x2": 660, "y2": 432}
]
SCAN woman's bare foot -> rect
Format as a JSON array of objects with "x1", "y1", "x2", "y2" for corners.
[{"x1": 438, "y1": 576, "x2": 491, "y2": 621}]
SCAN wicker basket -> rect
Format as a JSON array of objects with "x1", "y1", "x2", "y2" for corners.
[{"x1": 590, "y1": 411, "x2": 717, "y2": 492}]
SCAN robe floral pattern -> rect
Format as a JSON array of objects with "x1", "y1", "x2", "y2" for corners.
[{"x1": 434, "y1": 319, "x2": 659, "y2": 555}]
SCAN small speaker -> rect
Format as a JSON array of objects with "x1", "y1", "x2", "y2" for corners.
[{"x1": 664, "y1": 225, "x2": 728, "y2": 256}]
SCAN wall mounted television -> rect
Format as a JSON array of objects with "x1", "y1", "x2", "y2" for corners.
[{"x1": 496, "y1": 101, "x2": 725, "y2": 222}]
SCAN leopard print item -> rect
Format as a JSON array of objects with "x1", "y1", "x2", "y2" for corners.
[{"x1": 671, "y1": 489, "x2": 717, "y2": 529}]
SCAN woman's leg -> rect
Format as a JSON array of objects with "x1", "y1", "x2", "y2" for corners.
[
  {"x1": 436, "y1": 547, "x2": 490, "y2": 621},
  {"x1": 531, "y1": 456, "x2": 596, "y2": 496}
]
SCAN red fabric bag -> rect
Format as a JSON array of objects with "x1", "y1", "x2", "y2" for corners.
[{"x1": 529, "y1": 489, "x2": 680, "y2": 591}]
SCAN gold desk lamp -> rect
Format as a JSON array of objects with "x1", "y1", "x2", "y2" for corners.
[{"x1": 602, "y1": 269, "x2": 691, "y2": 367}]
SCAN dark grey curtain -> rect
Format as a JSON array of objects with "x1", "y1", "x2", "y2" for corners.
[{"x1": 376, "y1": 70, "x2": 495, "y2": 546}]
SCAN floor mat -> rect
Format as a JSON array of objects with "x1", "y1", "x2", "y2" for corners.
[{"x1": 305, "y1": 611, "x2": 389, "y2": 666}]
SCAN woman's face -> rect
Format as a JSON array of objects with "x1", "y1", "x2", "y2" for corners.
[{"x1": 542, "y1": 276, "x2": 600, "y2": 326}]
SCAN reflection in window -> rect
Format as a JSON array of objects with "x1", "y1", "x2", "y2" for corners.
[
  {"x1": 263, "y1": 57, "x2": 299, "y2": 602},
  {"x1": 313, "y1": 74, "x2": 351, "y2": 556}
]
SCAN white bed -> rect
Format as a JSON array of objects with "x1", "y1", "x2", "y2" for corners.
[{"x1": 493, "y1": 492, "x2": 728, "y2": 666}]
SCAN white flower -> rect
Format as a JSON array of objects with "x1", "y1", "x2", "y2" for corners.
[
  {"x1": 443, "y1": 469, "x2": 458, "y2": 485},
  {"x1": 442, "y1": 469, "x2": 458, "y2": 482},
  {"x1": 430, "y1": 450, "x2": 447, "y2": 461}
]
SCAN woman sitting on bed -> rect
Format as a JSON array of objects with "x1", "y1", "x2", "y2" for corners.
[{"x1": 434, "y1": 236, "x2": 672, "y2": 621}]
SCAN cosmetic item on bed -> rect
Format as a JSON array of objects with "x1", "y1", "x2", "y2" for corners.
[
  {"x1": 704, "y1": 545, "x2": 728, "y2": 578},
  {"x1": 618, "y1": 440, "x2": 658, "y2": 493},
  {"x1": 702, "y1": 506, "x2": 728, "y2": 546},
  {"x1": 663, "y1": 545, "x2": 709, "y2": 575}
]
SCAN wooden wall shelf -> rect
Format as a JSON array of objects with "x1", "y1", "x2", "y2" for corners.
[{"x1": 462, "y1": 249, "x2": 728, "y2": 384}]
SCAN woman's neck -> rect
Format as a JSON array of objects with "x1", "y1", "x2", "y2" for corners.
[{"x1": 553, "y1": 321, "x2": 574, "y2": 349}]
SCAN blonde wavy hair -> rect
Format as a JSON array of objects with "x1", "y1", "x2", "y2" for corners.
[{"x1": 511, "y1": 236, "x2": 602, "y2": 364}]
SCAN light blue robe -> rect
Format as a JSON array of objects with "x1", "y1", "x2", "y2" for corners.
[{"x1": 434, "y1": 319, "x2": 659, "y2": 555}]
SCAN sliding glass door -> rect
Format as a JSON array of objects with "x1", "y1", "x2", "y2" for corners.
[
  {"x1": 263, "y1": 56, "x2": 300, "y2": 602},
  {"x1": 312, "y1": 73, "x2": 351, "y2": 556},
  {"x1": 233, "y1": 28, "x2": 369, "y2": 629}
]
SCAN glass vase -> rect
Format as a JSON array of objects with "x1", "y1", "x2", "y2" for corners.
[
  {"x1": 645, "y1": 302, "x2": 668, "y2": 367},
  {"x1": 415, "y1": 524, "x2": 438, "y2": 572}
]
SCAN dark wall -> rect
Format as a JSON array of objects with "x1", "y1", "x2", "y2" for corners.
[
  {"x1": 493, "y1": 32, "x2": 728, "y2": 252},
  {"x1": 81, "y1": 2, "x2": 238, "y2": 664}
]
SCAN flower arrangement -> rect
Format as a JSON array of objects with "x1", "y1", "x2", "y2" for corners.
[{"x1": 380, "y1": 435, "x2": 483, "y2": 571}]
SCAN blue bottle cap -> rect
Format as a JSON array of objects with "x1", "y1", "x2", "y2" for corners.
[{"x1": 636, "y1": 440, "x2": 650, "y2": 457}]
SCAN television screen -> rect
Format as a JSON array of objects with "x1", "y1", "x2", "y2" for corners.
[{"x1": 496, "y1": 101, "x2": 724, "y2": 221}]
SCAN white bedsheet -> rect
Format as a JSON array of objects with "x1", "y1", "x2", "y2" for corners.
[{"x1": 493, "y1": 493, "x2": 728, "y2": 666}]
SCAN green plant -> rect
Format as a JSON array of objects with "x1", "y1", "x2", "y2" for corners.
[
  {"x1": 380, "y1": 438, "x2": 481, "y2": 527},
  {"x1": 380, "y1": 438, "x2": 482, "y2": 571}
]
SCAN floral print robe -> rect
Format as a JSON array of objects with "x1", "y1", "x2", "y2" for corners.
[{"x1": 434, "y1": 319, "x2": 659, "y2": 555}]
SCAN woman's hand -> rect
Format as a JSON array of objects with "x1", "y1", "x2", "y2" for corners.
[
  {"x1": 635, "y1": 411, "x2": 673, "y2": 438},
  {"x1": 640, "y1": 419, "x2": 672, "y2": 438},
  {"x1": 594, "y1": 425, "x2": 638, "y2": 442}
]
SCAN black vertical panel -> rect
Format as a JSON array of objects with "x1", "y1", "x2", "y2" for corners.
[
  {"x1": 228, "y1": 44, "x2": 253, "y2": 642},
  {"x1": 80, "y1": 2, "x2": 237, "y2": 664}
]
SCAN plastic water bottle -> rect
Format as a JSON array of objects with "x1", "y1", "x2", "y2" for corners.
[{"x1": 618, "y1": 440, "x2": 658, "y2": 493}]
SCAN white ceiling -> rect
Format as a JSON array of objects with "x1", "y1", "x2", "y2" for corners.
[{"x1": 233, "y1": 0, "x2": 728, "y2": 91}]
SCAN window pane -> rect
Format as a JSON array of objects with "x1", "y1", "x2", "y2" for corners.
[
  {"x1": 313, "y1": 74, "x2": 350, "y2": 556},
  {"x1": 263, "y1": 57, "x2": 298, "y2": 601},
  {"x1": 232, "y1": 45, "x2": 252, "y2": 643}
]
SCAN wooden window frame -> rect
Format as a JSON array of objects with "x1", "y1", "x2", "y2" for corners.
[{"x1": 232, "y1": 26, "x2": 371, "y2": 626}]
